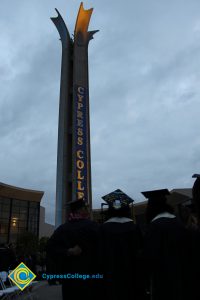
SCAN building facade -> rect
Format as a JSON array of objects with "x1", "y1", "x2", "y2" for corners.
[{"x1": 0, "y1": 182, "x2": 44, "y2": 244}]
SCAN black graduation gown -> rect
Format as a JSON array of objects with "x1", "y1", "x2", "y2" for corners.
[
  {"x1": 46, "y1": 219, "x2": 99, "y2": 300},
  {"x1": 183, "y1": 228, "x2": 200, "y2": 300},
  {"x1": 99, "y1": 218, "x2": 144, "y2": 300},
  {"x1": 143, "y1": 216, "x2": 199, "y2": 300}
]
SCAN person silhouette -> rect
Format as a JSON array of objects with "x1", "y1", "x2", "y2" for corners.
[
  {"x1": 46, "y1": 198, "x2": 99, "y2": 300},
  {"x1": 142, "y1": 188, "x2": 199, "y2": 300},
  {"x1": 98, "y1": 200, "x2": 144, "y2": 300}
]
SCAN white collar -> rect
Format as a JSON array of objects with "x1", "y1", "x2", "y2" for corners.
[
  {"x1": 105, "y1": 217, "x2": 133, "y2": 223},
  {"x1": 151, "y1": 212, "x2": 176, "y2": 222}
]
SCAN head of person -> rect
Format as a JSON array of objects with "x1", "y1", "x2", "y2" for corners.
[
  {"x1": 145, "y1": 199, "x2": 174, "y2": 223},
  {"x1": 192, "y1": 174, "x2": 200, "y2": 225},
  {"x1": 67, "y1": 198, "x2": 89, "y2": 220},
  {"x1": 107, "y1": 200, "x2": 132, "y2": 219},
  {"x1": 142, "y1": 189, "x2": 174, "y2": 223}
]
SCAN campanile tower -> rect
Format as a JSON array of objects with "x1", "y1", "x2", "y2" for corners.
[{"x1": 51, "y1": 3, "x2": 98, "y2": 226}]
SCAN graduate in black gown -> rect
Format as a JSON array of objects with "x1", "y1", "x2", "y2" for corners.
[
  {"x1": 46, "y1": 199, "x2": 99, "y2": 300},
  {"x1": 192, "y1": 174, "x2": 200, "y2": 228},
  {"x1": 190, "y1": 174, "x2": 200, "y2": 299},
  {"x1": 142, "y1": 188, "x2": 197, "y2": 300},
  {"x1": 99, "y1": 200, "x2": 144, "y2": 300}
]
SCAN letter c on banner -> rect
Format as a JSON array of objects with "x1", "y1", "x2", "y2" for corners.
[
  {"x1": 77, "y1": 150, "x2": 84, "y2": 159},
  {"x1": 78, "y1": 86, "x2": 84, "y2": 95}
]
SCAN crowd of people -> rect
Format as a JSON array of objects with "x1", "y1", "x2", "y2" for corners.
[
  {"x1": 1, "y1": 178, "x2": 199, "y2": 299},
  {"x1": 46, "y1": 176, "x2": 200, "y2": 300}
]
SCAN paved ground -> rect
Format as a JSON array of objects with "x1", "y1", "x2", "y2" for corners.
[{"x1": 19, "y1": 281, "x2": 62, "y2": 300}]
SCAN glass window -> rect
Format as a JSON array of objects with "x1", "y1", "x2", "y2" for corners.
[
  {"x1": 12, "y1": 206, "x2": 20, "y2": 214},
  {"x1": 10, "y1": 222, "x2": 19, "y2": 232},
  {"x1": 10, "y1": 234, "x2": 18, "y2": 243},
  {"x1": 29, "y1": 216, "x2": 38, "y2": 226},
  {"x1": 0, "y1": 234, "x2": 7, "y2": 244},
  {"x1": 0, "y1": 211, "x2": 10, "y2": 219},
  {"x1": 29, "y1": 202, "x2": 38, "y2": 208},
  {"x1": 11, "y1": 217, "x2": 20, "y2": 228},
  {"x1": 18, "y1": 220, "x2": 26, "y2": 228},
  {"x1": 19, "y1": 201, "x2": 28, "y2": 208},
  {"x1": 13, "y1": 199, "x2": 22, "y2": 206},
  {"x1": 28, "y1": 221, "x2": 38, "y2": 234},
  {"x1": 29, "y1": 211, "x2": 38, "y2": 218},
  {"x1": 27, "y1": 202, "x2": 39, "y2": 236},
  {"x1": 0, "y1": 197, "x2": 11, "y2": 203},
  {"x1": 29, "y1": 208, "x2": 37, "y2": 215},
  {"x1": 10, "y1": 216, "x2": 19, "y2": 231},
  {"x1": 19, "y1": 213, "x2": 27, "y2": 222},
  {"x1": 2, "y1": 206, "x2": 10, "y2": 213},
  {"x1": 18, "y1": 227, "x2": 26, "y2": 234},
  {"x1": 20, "y1": 207, "x2": 28, "y2": 214},
  {"x1": 0, "y1": 218, "x2": 9, "y2": 225},
  {"x1": 0, "y1": 224, "x2": 8, "y2": 234},
  {"x1": 0, "y1": 202, "x2": 11, "y2": 213}
]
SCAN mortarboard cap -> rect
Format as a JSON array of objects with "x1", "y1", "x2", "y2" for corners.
[
  {"x1": 102, "y1": 189, "x2": 134, "y2": 208},
  {"x1": 192, "y1": 174, "x2": 200, "y2": 178},
  {"x1": 66, "y1": 198, "x2": 86, "y2": 211},
  {"x1": 142, "y1": 189, "x2": 172, "y2": 223},
  {"x1": 141, "y1": 189, "x2": 170, "y2": 201}
]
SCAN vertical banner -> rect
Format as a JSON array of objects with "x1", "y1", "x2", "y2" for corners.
[{"x1": 74, "y1": 85, "x2": 88, "y2": 203}]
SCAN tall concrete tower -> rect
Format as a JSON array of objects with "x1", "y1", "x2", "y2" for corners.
[{"x1": 51, "y1": 3, "x2": 98, "y2": 227}]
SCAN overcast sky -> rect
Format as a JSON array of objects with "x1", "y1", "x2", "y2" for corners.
[{"x1": 1, "y1": 0, "x2": 200, "y2": 224}]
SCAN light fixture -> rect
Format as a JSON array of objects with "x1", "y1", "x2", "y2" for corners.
[{"x1": 12, "y1": 217, "x2": 18, "y2": 227}]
